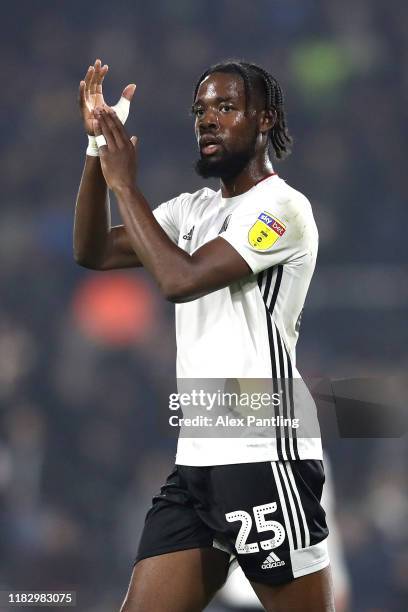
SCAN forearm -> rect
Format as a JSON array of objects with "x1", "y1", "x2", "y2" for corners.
[
  {"x1": 73, "y1": 156, "x2": 111, "y2": 267},
  {"x1": 115, "y1": 185, "x2": 194, "y2": 299}
]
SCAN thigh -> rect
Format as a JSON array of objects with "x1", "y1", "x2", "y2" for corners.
[
  {"x1": 120, "y1": 547, "x2": 230, "y2": 612},
  {"x1": 250, "y1": 565, "x2": 335, "y2": 612}
]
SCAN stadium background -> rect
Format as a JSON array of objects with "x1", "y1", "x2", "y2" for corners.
[{"x1": 1, "y1": 1, "x2": 407, "y2": 610}]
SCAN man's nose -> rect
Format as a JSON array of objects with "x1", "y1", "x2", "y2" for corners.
[{"x1": 199, "y1": 109, "x2": 219, "y2": 130}]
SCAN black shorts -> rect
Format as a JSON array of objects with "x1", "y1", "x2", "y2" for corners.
[{"x1": 135, "y1": 460, "x2": 329, "y2": 586}]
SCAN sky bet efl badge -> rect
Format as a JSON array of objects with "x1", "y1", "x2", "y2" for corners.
[{"x1": 248, "y1": 211, "x2": 286, "y2": 250}]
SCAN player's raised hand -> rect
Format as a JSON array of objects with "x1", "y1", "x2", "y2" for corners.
[
  {"x1": 93, "y1": 107, "x2": 138, "y2": 192},
  {"x1": 78, "y1": 58, "x2": 136, "y2": 135}
]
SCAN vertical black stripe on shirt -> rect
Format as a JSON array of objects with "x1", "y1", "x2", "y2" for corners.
[
  {"x1": 272, "y1": 318, "x2": 287, "y2": 459},
  {"x1": 267, "y1": 264, "x2": 283, "y2": 314},
  {"x1": 263, "y1": 267, "x2": 274, "y2": 303},
  {"x1": 257, "y1": 265, "x2": 284, "y2": 459},
  {"x1": 276, "y1": 326, "x2": 298, "y2": 460},
  {"x1": 263, "y1": 304, "x2": 281, "y2": 458},
  {"x1": 284, "y1": 344, "x2": 300, "y2": 460},
  {"x1": 275, "y1": 324, "x2": 291, "y2": 457}
]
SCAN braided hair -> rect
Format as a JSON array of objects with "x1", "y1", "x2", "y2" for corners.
[{"x1": 192, "y1": 60, "x2": 292, "y2": 160}]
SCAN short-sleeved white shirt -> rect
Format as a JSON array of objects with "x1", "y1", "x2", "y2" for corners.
[{"x1": 153, "y1": 174, "x2": 322, "y2": 465}]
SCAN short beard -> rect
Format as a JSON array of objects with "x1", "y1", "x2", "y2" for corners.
[{"x1": 194, "y1": 134, "x2": 258, "y2": 180}]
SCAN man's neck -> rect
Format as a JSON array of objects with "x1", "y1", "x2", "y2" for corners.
[{"x1": 220, "y1": 158, "x2": 275, "y2": 198}]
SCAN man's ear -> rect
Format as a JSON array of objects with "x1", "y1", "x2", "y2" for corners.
[{"x1": 259, "y1": 108, "x2": 277, "y2": 134}]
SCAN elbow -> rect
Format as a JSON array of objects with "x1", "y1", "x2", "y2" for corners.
[
  {"x1": 160, "y1": 278, "x2": 197, "y2": 303},
  {"x1": 163, "y1": 291, "x2": 177, "y2": 303},
  {"x1": 165, "y1": 293, "x2": 191, "y2": 304},
  {"x1": 162, "y1": 288, "x2": 189, "y2": 304},
  {"x1": 73, "y1": 251, "x2": 101, "y2": 270}
]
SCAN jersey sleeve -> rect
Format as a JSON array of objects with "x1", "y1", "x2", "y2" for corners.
[
  {"x1": 220, "y1": 202, "x2": 315, "y2": 274},
  {"x1": 152, "y1": 193, "x2": 188, "y2": 244}
]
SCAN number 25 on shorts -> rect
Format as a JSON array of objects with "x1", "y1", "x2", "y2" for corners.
[{"x1": 226, "y1": 502, "x2": 285, "y2": 554}]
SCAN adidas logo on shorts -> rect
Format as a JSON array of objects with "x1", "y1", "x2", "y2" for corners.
[{"x1": 261, "y1": 552, "x2": 285, "y2": 569}]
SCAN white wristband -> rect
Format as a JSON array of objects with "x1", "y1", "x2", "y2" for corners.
[
  {"x1": 95, "y1": 134, "x2": 107, "y2": 148},
  {"x1": 85, "y1": 96, "x2": 130, "y2": 156},
  {"x1": 86, "y1": 135, "x2": 99, "y2": 157}
]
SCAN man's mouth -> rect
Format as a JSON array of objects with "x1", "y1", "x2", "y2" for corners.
[
  {"x1": 201, "y1": 143, "x2": 221, "y2": 155},
  {"x1": 199, "y1": 135, "x2": 223, "y2": 156}
]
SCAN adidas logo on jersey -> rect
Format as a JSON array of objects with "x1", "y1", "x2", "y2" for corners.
[
  {"x1": 261, "y1": 552, "x2": 285, "y2": 570},
  {"x1": 218, "y1": 214, "x2": 231, "y2": 234},
  {"x1": 183, "y1": 226, "x2": 195, "y2": 240}
]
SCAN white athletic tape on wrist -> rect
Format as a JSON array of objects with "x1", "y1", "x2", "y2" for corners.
[
  {"x1": 86, "y1": 135, "x2": 100, "y2": 157},
  {"x1": 85, "y1": 96, "x2": 130, "y2": 155},
  {"x1": 112, "y1": 96, "x2": 130, "y2": 125},
  {"x1": 95, "y1": 134, "x2": 107, "y2": 148}
]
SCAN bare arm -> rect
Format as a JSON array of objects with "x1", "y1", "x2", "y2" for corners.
[
  {"x1": 74, "y1": 155, "x2": 141, "y2": 269},
  {"x1": 73, "y1": 58, "x2": 140, "y2": 270}
]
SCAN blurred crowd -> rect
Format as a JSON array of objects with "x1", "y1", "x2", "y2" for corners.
[{"x1": 1, "y1": 1, "x2": 407, "y2": 610}]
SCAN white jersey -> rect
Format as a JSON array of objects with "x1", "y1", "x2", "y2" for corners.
[{"x1": 153, "y1": 174, "x2": 322, "y2": 466}]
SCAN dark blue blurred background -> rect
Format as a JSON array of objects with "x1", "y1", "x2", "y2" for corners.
[{"x1": 0, "y1": 1, "x2": 406, "y2": 610}]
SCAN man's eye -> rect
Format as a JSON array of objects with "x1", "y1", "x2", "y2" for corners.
[
  {"x1": 220, "y1": 104, "x2": 233, "y2": 112},
  {"x1": 193, "y1": 108, "x2": 204, "y2": 117}
]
